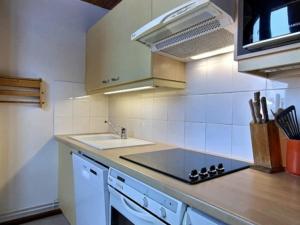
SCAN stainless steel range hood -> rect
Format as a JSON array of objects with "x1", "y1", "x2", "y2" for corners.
[{"x1": 132, "y1": 0, "x2": 236, "y2": 61}]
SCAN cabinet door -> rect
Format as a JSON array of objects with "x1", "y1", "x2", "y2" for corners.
[
  {"x1": 152, "y1": 0, "x2": 189, "y2": 18},
  {"x1": 86, "y1": 15, "x2": 115, "y2": 92},
  {"x1": 107, "y1": 0, "x2": 152, "y2": 86},
  {"x1": 86, "y1": 0, "x2": 152, "y2": 92},
  {"x1": 59, "y1": 144, "x2": 77, "y2": 225}
]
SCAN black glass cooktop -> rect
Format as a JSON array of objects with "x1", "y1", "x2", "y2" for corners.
[{"x1": 120, "y1": 148, "x2": 250, "y2": 184}]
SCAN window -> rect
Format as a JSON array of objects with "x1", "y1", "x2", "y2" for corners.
[{"x1": 270, "y1": 6, "x2": 290, "y2": 37}]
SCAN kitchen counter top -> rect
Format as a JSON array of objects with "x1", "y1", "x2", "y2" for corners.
[{"x1": 56, "y1": 135, "x2": 300, "y2": 225}]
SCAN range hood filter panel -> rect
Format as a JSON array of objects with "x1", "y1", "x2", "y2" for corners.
[
  {"x1": 140, "y1": 10, "x2": 217, "y2": 45},
  {"x1": 160, "y1": 28, "x2": 234, "y2": 60}
]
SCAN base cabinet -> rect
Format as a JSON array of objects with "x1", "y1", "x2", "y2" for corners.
[{"x1": 58, "y1": 143, "x2": 76, "y2": 225}]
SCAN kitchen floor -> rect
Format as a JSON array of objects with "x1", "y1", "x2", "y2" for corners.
[{"x1": 20, "y1": 214, "x2": 70, "y2": 225}]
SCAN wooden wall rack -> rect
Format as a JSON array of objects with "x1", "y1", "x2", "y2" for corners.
[{"x1": 0, "y1": 76, "x2": 46, "y2": 108}]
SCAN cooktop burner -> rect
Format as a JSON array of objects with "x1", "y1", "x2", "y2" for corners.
[{"x1": 120, "y1": 148, "x2": 250, "y2": 184}]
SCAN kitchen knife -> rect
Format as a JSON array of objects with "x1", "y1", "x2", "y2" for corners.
[
  {"x1": 254, "y1": 101, "x2": 263, "y2": 124},
  {"x1": 261, "y1": 97, "x2": 269, "y2": 123},
  {"x1": 249, "y1": 99, "x2": 257, "y2": 123},
  {"x1": 253, "y1": 92, "x2": 263, "y2": 124},
  {"x1": 254, "y1": 91, "x2": 260, "y2": 108}
]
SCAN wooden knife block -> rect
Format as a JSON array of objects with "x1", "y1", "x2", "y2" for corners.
[{"x1": 250, "y1": 121, "x2": 284, "y2": 173}]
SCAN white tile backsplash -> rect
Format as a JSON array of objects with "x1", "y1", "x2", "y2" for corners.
[
  {"x1": 90, "y1": 117, "x2": 108, "y2": 133},
  {"x1": 266, "y1": 70, "x2": 300, "y2": 90},
  {"x1": 205, "y1": 93, "x2": 233, "y2": 124},
  {"x1": 232, "y1": 61, "x2": 266, "y2": 92},
  {"x1": 73, "y1": 98, "x2": 90, "y2": 117},
  {"x1": 54, "y1": 99, "x2": 73, "y2": 117},
  {"x1": 140, "y1": 120, "x2": 153, "y2": 141},
  {"x1": 184, "y1": 122, "x2": 205, "y2": 152},
  {"x1": 127, "y1": 96, "x2": 142, "y2": 119},
  {"x1": 90, "y1": 96, "x2": 108, "y2": 117},
  {"x1": 54, "y1": 116, "x2": 72, "y2": 135},
  {"x1": 73, "y1": 116, "x2": 90, "y2": 134},
  {"x1": 167, "y1": 96, "x2": 185, "y2": 121},
  {"x1": 152, "y1": 97, "x2": 168, "y2": 120},
  {"x1": 127, "y1": 119, "x2": 142, "y2": 138},
  {"x1": 152, "y1": 120, "x2": 168, "y2": 143},
  {"x1": 52, "y1": 52, "x2": 300, "y2": 163},
  {"x1": 205, "y1": 55, "x2": 233, "y2": 93},
  {"x1": 184, "y1": 95, "x2": 205, "y2": 122},
  {"x1": 54, "y1": 81, "x2": 108, "y2": 135},
  {"x1": 141, "y1": 96, "x2": 153, "y2": 120},
  {"x1": 232, "y1": 125, "x2": 253, "y2": 162},
  {"x1": 167, "y1": 121, "x2": 185, "y2": 147},
  {"x1": 186, "y1": 61, "x2": 207, "y2": 94},
  {"x1": 206, "y1": 123, "x2": 232, "y2": 157},
  {"x1": 107, "y1": 53, "x2": 267, "y2": 162}
]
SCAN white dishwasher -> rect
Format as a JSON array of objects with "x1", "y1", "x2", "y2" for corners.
[{"x1": 72, "y1": 153, "x2": 109, "y2": 225}]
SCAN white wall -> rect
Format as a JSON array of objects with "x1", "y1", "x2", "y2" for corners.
[
  {"x1": 0, "y1": 0, "x2": 106, "y2": 218},
  {"x1": 108, "y1": 52, "x2": 300, "y2": 162}
]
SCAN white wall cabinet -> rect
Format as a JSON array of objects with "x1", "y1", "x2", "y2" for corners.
[
  {"x1": 86, "y1": 0, "x2": 186, "y2": 94},
  {"x1": 152, "y1": 0, "x2": 188, "y2": 18}
]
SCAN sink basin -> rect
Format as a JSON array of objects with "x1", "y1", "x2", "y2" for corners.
[
  {"x1": 71, "y1": 134, "x2": 119, "y2": 142},
  {"x1": 70, "y1": 134, "x2": 153, "y2": 150}
]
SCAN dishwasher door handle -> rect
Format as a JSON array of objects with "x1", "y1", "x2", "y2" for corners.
[{"x1": 120, "y1": 195, "x2": 158, "y2": 223}]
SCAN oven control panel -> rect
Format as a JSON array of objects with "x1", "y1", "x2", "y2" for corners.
[{"x1": 108, "y1": 168, "x2": 186, "y2": 225}]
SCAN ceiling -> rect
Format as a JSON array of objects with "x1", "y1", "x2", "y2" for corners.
[{"x1": 81, "y1": 0, "x2": 122, "y2": 10}]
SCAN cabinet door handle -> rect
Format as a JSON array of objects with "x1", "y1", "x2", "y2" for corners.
[{"x1": 111, "y1": 76, "x2": 120, "y2": 82}]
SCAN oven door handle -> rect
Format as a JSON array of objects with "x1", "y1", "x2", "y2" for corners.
[{"x1": 120, "y1": 195, "x2": 159, "y2": 223}]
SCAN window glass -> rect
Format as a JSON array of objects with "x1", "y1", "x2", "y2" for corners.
[{"x1": 271, "y1": 6, "x2": 290, "y2": 37}]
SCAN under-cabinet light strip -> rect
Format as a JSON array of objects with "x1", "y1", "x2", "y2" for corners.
[
  {"x1": 104, "y1": 86, "x2": 155, "y2": 95},
  {"x1": 190, "y1": 45, "x2": 234, "y2": 60}
]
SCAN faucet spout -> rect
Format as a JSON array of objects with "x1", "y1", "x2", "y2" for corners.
[{"x1": 104, "y1": 120, "x2": 127, "y2": 139}]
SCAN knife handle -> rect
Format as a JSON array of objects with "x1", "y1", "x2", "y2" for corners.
[
  {"x1": 254, "y1": 100, "x2": 263, "y2": 124},
  {"x1": 261, "y1": 97, "x2": 269, "y2": 123},
  {"x1": 249, "y1": 99, "x2": 257, "y2": 123},
  {"x1": 254, "y1": 92, "x2": 260, "y2": 102}
]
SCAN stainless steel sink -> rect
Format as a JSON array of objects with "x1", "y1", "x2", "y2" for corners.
[{"x1": 70, "y1": 134, "x2": 153, "y2": 150}]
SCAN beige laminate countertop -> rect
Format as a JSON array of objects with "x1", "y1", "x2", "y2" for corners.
[{"x1": 56, "y1": 135, "x2": 300, "y2": 225}]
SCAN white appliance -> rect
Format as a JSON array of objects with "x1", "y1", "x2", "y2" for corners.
[
  {"x1": 183, "y1": 207, "x2": 226, "y2": 225},
  {"x1": 132, "y1": 0, "x2": 235, "y2": 61},
  {"x1": 72, "y1": 153, "x2": 109, "y2": 225},
  {"x1": 108, "y1": 168, "x2": 186, "y2": 225}
]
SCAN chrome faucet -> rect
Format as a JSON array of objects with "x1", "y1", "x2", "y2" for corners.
[{"x1": 104, "y1": 120, "x2": 127, "y2": 139}]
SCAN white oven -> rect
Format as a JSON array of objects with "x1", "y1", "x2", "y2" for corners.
[{"x1": 108, "y1": 168, "x2": 186, "y2": 225}]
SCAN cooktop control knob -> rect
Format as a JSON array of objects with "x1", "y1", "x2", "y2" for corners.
[
  {"x1": 199, "y1": 167, "x2": 208, "y2": 178},
  {"x1": 189, "y1": 169, "x2": 199, "y2": 180},
  {"x1": 208, "y1": 165, "x2": 217, "y2": 175},
  {"x1": 143, "y1": 196, "x2": 148, "y2": 208},
  {"x1": 217, "y1": 163, "x2": 225, "y2": 173},
  {"x1": 160, "y1": 207, "x2": 167, "y2": 219}
]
